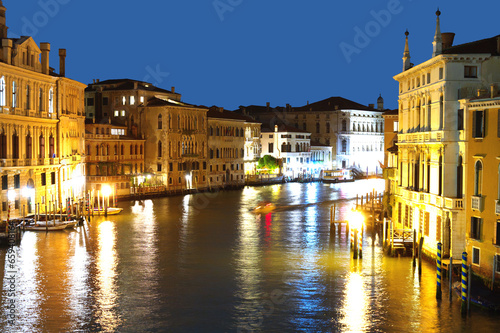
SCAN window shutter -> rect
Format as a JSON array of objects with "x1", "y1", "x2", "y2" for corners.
[
  {"x1": 458, "y1": 109, "x2": 464, "y2": 131},
  {"x1": 480, "y1": 110, "x2": 485, "y2": 138},
  {"x1": 472, "y1": 111, "x2": 477, "y2": 138}
]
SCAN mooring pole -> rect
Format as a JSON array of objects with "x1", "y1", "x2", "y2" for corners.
[
  {"x1": 413, "y1": 229, "x2": 416, "y2": 267},
  {"x1": 353, "y1": 229, "x2": 358, "y2": 260},
  {"x1": 436, "y1": 242, "x2": 442, "y2": 299},
  {"x1": 461, "y1": 252, "x2": 468, "y2": 315},
  {"x1": 449, "y1": 256, "x2": 453, "y2": 301}
]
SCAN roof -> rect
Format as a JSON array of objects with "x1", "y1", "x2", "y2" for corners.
[
  {"x1": 442, "y1": 34, "x2": 500, "y2": 55},
  {"x1": 85, "y1": 79, "x2": 179, "y2": 95},
  {"x1": 146, "y1": 97, "x2": 205, "y2": 109},
  {"x1": 261, "y1": 123, "x2": 310, "y2": 134},
  {"x1": 387, "y1": 144, "x2": 398, "y2": 153},
  {"x1": 294, "y1": 96, "x2": 381, "y2": 112},
  {"x1": 207, "y1": 107, "x2": 258, "y2": 122},
  {"x1": 383, "y1": 109, "x2": 398, "y2": 116}
]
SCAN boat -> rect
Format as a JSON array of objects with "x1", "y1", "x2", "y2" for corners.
[
  {"x1": 23, "y1": 223, "x2": 70, "y2": 231},
  {"x1": 321, "y1": 169, "x2": 355, "y2": 183},
  {"x1": 92, "y1": 207, "x2": 123, "y2": 215},
  {"x1": 252, "y1": 202, "x2": 277, "y2": 214}
]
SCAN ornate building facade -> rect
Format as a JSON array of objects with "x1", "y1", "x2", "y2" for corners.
[
  {"x1": 0, "y1": 1, "x2": 85, "y2": 218},
  {"x1": 393, "y1": 11, "x2": 500, "y2": 259}
]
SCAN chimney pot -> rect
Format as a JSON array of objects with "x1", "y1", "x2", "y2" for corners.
[
  {"x1": 2, "y1": 38, "x2": 12, "y2": 65},
  {"x1": 369, "y1": 104, "x2": 375, "y2": 109},
  {"x1": 40, "y1": 42, "x2": 50, "y2": 75},
  {"x1": 171, "y1": 86, "x2": 175, "y2": 93},
  {"x1": 58, "y1": 48, "x2": 66, "y2": 77}
]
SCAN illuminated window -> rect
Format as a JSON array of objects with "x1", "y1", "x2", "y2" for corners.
[
  {"x1": 12, "y1": 81, "x2": 17, "y2": 108},
  {"x1": 0, "y1": 76, "x2": 5, "y2": 106},
  {"x1": 114, "y1": 110, "x2": 119, "y2": 117},
  {"x1": 140, "y1": 96, "x2": 144, "y2": 103},
  {"x1": 122, "y1": 96, "x2": 126, "y2": 105},
  {"x1": 49, "y1": 89, "x2": 53, "y2": 113},
  {"x1": 121, "y1": 110, "x2": 126, "y2": 117},
  {"x1": 130, "y1": 96, "x2": 135, "y2": 105}
]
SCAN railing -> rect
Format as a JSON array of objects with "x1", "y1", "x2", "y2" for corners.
[
  {"x1": 444, "y1": 198, "x2": 464, "y2": 210},
  {"x1": 471, "y1": 196, "x2": 483, "y2": 211}
]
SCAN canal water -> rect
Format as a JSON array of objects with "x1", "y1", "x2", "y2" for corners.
[{"x1": 1, "y1": 179, "x2": 499, "y2": 332}]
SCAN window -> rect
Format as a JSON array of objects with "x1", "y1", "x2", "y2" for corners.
[
  {"x1": 472, "y1": 247, "x2": 480, "y2": 266},
  {"x1": 39, "y1": 135, "x2": 45, "y2": 158},
  {"x1": 464, "y1": 66, "x2": 478, "y2": 78},
  {"x1": 12, "y1": 132, "x2": 19, "y2": 159},
  {"x1": 495, "y1": 220, "x2": 500, "y2": 246},
  {"x1": 14, "y1": 174, "x2": 20, "y2": 189},
  {"x1": 474, "y1": 160, "x2": 483, "y2": 196},
  {"x1": 158, "y1": 141, "x2": 162, "y2": 158},
  {"x1": 458, "y1": 109, "x2": 464, "y2": 131},
  {"x1": 26, "y1": 133, "x2": 32, "y2": 159},
  {"x1": 103, "y1": 97, "x2": 109, "y2": 106},
  {"x1": 316, "y1": 123, "x2": 320, "y2": 133},
  {"x1": 49, "y1": 136, "x2": 54, "y2": 158},
  {"x1": 1, "y1": 175, "x2": 7, "y2": 190},
  {"x1": 12, "y1": 81, "x2": 17, "y2": 108},
  {"x1": 424, "y1": 212, "x2": 430, "y2": 237},
  {"x1": 470, "y1": 217, "x2": 482, "y2": 240},
  {"x1": 268, "y1": 143, "x2": 274, "y2": 153},
  {"x1": 342, "y1": 120, "x2": 347, "y2": 131},
  {"x1": 114, "y1": 110, "x2": 119, "y2": 117},
  {"x1": 157, "y1": 163, "x2": 162, "y2": 172},
  {"x1": 122, "y1": 96, "x2": 126, "y2": 105},
  {"x1": 436, "y1": 216, "x2": 442, "y2": 242},
  {"x1": 140, "y1": 96, "x2": 144, "y2": 103},
  {"x1": 302, "y1": 123, "x2": 306, "y2": 131},
  {"x1": 439, "y1": 67, "x2": 444, "y2": 80},
  {"x1": 130, "y1": 96, "x2": 135, "y2": 105},
  {"x1": 39, "y1": 88, "x2": 43, "y2": 111},
  {"x1": 158, "y1": 114, "x2": 163, "y2": 129},
  {"x1": 427, "y1": 73, "x2": 431, "y2": 84},
  {"x1": 86, "y1": 98, "x2": 94, "y2": 106},
  {"x1": 121, "y1": 110, "x2": 126, "y2": 117},
  {"x1": 51, "y1": 172, "x2": 56, "y2": 185},
  {"x1": 0, "y1": 76, "x2": 5, "y2": 106},
  {"x1": 342, "y1": 140, "x2": 347, "y2": 153},
  {"x1": 26, "y1": 85, "x2": 30, "y2": 110},
  {"x1": 41, "y1": 173, "x2": 46, "y2": 186}
]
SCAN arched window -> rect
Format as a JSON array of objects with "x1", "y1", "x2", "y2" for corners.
[
  {"x1": 439, "y1": 95, "x2": 444, "y2": 130},
  {"x1": 39, "y1": 134, "x2": 45, "y2": 158},
  {"x1": 129, "y1": 144, "x2": 133, "y2": 155},
  {"x1": 457, "y1": 156, "x2": 463, "y2": 198},
  {"x1": 158, "y1": 114, "x2": 163, "y2": 129},
  {"x1": 216, "y1": 149, "x2": 220, "y2": 158},
  {"x1": 342, "y1": 140, "x2": 347, "y2": 153},
  {"x1": 49, "y1": 88, "x2": 54, "y2": 113},
  {"x1": 135, "y1": 145, "x2": 138, "y2": 155},
  {"x1": 96, "y1": 144, "x2": 100, "y2": 156},
  {"x1": 12, "y1": 81, "x2": 17, "y2": 108},
  {"x1": 474, "y1": 160, "x2": 483, "y2": 196},
  {"x1": 12, "y1": 131, "x2": 19, "y2": 159},
  {"x1": 114, "y1": 144, "x2": 118, "y2": 155},
  {"x1": 26, "y1": 133, "x2": 32, "y2": 159},
  {"x1": 158, "y1": 141, "x2": 162, "y2": 158},
  {"x1": 0, "y1": 77, "x2": 5, "y2": 106},
  {"x1": 49, "y1": 136, "x2": 54, "y2": 157}
]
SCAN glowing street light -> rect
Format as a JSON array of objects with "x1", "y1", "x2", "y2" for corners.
[{"x1": 348, "y1": 210, "x2": 364, "y2": 231}]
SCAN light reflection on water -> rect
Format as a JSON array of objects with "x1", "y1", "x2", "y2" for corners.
[{"x1": 1, "y1": 180, "x2": 500, "y2": 332}]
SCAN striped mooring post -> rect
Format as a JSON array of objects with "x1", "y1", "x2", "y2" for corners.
[
  {"x1": 461, "y1": 252, "x2": 468, "y2": 315},
  {"x1": 350, "y1": 228, "x2": 354, "y2": 250},
  {"x1": 67, "y1": 198, "x2": 71, "y2": 221},
  {"x1": 436, "y1": 242, "x2": 442, "y2": 299}
]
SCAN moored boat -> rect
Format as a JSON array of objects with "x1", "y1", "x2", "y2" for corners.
[{"x1": 93, "y1": 207, "x2": 123, "y2": 215}]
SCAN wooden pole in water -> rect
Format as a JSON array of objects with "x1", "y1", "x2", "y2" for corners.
[
  {"x1": 97, "y1": 191, "x2": 101, "y2": 215},
  {"x1": 53, "y1": 202, "x2": 56, "y2": 227},
  {"x1": 418, "y1": 237, "x2": 424, "y2": 276},
  {"x1": 449, "y1": 256, "x2": 453, "y2": 301},
  {"x1": 467, "y1": 264, "x2": 471, "y2": 314},
  {"x1": 22, "y1": 205, "x2": 25, "y2": 230},
  {"x1": 492, "y1": 256, "x2": 497, "y2": 291},
  {"x1": 461, "y1": 253, "x2": 468, "y2": 315},
  {"x1": 356, "y1": 194, "x2": 359, "y2": 210},
  {"x1": 383, "y1": 218, "x2": 386, "y2": 249},
  {"x1": 413, "y1": 229, "x2": 416, "y2": 267},
  {"x1": 45, "y1": 202, "x2": 48, "y2": 232},
  {"x1": 353, "y1": 229, "x2": 358, "y2": 259}
]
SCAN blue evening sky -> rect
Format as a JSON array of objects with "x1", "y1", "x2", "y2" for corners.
[{"x1": 4, "y1": 0, "x2": 499, "y2": 110}]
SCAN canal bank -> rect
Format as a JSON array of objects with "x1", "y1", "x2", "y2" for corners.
[{"x1": 2, "y1": 180, "x2": 500, "y2": 332}]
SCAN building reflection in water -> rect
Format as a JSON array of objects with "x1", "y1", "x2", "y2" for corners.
[{"x1": 95, "y1": 221, "x2": 121, "y2": 330}]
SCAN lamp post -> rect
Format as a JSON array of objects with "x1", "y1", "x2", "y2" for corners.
[{"x1": 102, "y1": 184, "x2": 112, "y2": 218}]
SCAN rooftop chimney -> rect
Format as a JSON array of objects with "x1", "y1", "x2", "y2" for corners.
[
  {"x1": 368, "y1": 104, "x2": 375, "y2": 109},
  {"x1": 134, "y1": 81, "x2": 138, "y2": 89},
  {"x1": 491, "y1": 84, "x2": 497, "y2": 99},
  {"x1": 40, "y1": 42, "x2": 50, "y2": 75},
  {"x1": 59, "y1": 48, "x2": 66, "y2": 77},
  {"x1": 171, "y1": 86, "x2": 175, "y2": 93},
  {"x1": 274, "y1": 125, "x2": 278, "y2": 132},
  {"x1": 441, "y1": 32, "x2": 455, "y2": 50},
  {"x1": 2, "y1": 38, "x2": 12, "y2": 65}
]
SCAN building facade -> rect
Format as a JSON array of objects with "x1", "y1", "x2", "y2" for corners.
[
  {"x1": 0, "y1": 1, "x2": 85, "y2": 219},
  {"x1": 461, "y1": 94, "x2": 500, "y2": 285},
  {"x1": 382, "y1": 109, "x2": 399, "y2": 217},
  {"x1": 392, "y1": 11, "x2": 500, "y2": 259},
  {"x1": 243, "y1": 118, "x2": 261, "y2": 175},
  {"x1": 85, "y1": 122, "x2": 145, "y2": 197},
  {"x1": 260, "y1": 124, "x2": 312, "y2": 178},
  {"x1": 207, "y1": 107, "x2": 246, "y2": 189}
]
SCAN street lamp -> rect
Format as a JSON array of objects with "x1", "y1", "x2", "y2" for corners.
[{"x1": 102, "y1": 184, "x2": 112, "y2": 217}]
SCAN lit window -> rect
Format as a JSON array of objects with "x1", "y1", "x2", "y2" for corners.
[
  {"x1": 49, "y1": 89, "x2": 54, "y2": 113},
  {"x1": 140, "y1": 96, "x2": 144, "y2": 103},
  {"x1": 114, "y1": 110, "x2": 119, "y2": 117},
  {"x1": 130, "y1": 96, "x2": 135, "y2": 105},
  {"x1": 0, "y1": 76, "x2": 5, "y2": 107},
  {"x1": 394, "y1": 121, "x2": 399, "y2": 132},
  {"x1": 121, "y1": 110, "x2": 126, "y2": 117},
  {"x1": 12, "y1": 81, "x2": 17, "y2": 108},
  {"x1": 122, "y1": 96, "x2": 126, "y2": 105}
]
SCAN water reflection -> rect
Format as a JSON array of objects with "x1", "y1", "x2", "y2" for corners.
[
  {"x1": 341, "y1": 271, "x2": 369, "y2": 332},
  {"x1": 95, "y1": 221, "x2": 120, "y2": 330}
]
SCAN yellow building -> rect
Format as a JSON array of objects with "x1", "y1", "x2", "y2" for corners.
[
  {"x1": 0, "y1": 1, "x2": 85, "y2": 218},
  {"x1": 85, "y1": 79, "x2": 209, "y2": 192},
  {"x1": 207, "y1": 107, "x2": 246, "y2": 189},
  {"x1": 393, "y1": 11, "x2": 500, "y2": 259},
  {"x1": 461, "y1": 93, "x2": 500, "y2": 285},
  {"x1": 85, "y1": 122, "x2": 145, "y2": 198}
]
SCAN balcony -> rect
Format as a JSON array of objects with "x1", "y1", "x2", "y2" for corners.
[
  {"x1": 496, "y1": 200, "x2": 500, "y2": 215},
  {"x1": 471, "y1": 196, "x2": 483, "y2": 211},
  {"x1": 444, "y1": 198, "x2": 464, "y2": 210}
]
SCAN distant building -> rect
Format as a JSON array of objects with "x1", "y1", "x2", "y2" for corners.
[
  {"x1": 310, "y1": 143, "x2": 333, "y2": 177},
  {"x1": 237, "y1": 96, "x2": 384, "y2": 174},
  {"x1": 392, "y1": 10, "x2": 500, "y2": 260},
  {"x1": 260, "y1": 124, "x2": 311, "y2": 178},
  {"x1": 85, "y1": 79, "x2": 209, "y2": 192},
  {"x1": 84, "y1": 121, "x2": 145, "y2": 197},
  {"x1": 243, "y1": 117, "x2": 261, "y2": 175},
  {"x1": 461, "y1": 93, "x2": 500, "y2": 285},
  {"x1": 207, "y1": 107, "x2": 248, "y2": 188},
  {"x1": 382, "y1": 109, "x2": 399, "y2": 217},
  {"x1": 0, "y1": 1, "x2": 86, "y2": 218}
]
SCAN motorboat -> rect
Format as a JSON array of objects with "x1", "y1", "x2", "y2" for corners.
[
  {"x1": 252, "y1": 202, "x2": 276, "y2": 214},
  {"x1": 92, "y1": 207, "x2": 123, "y2": 215}
]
